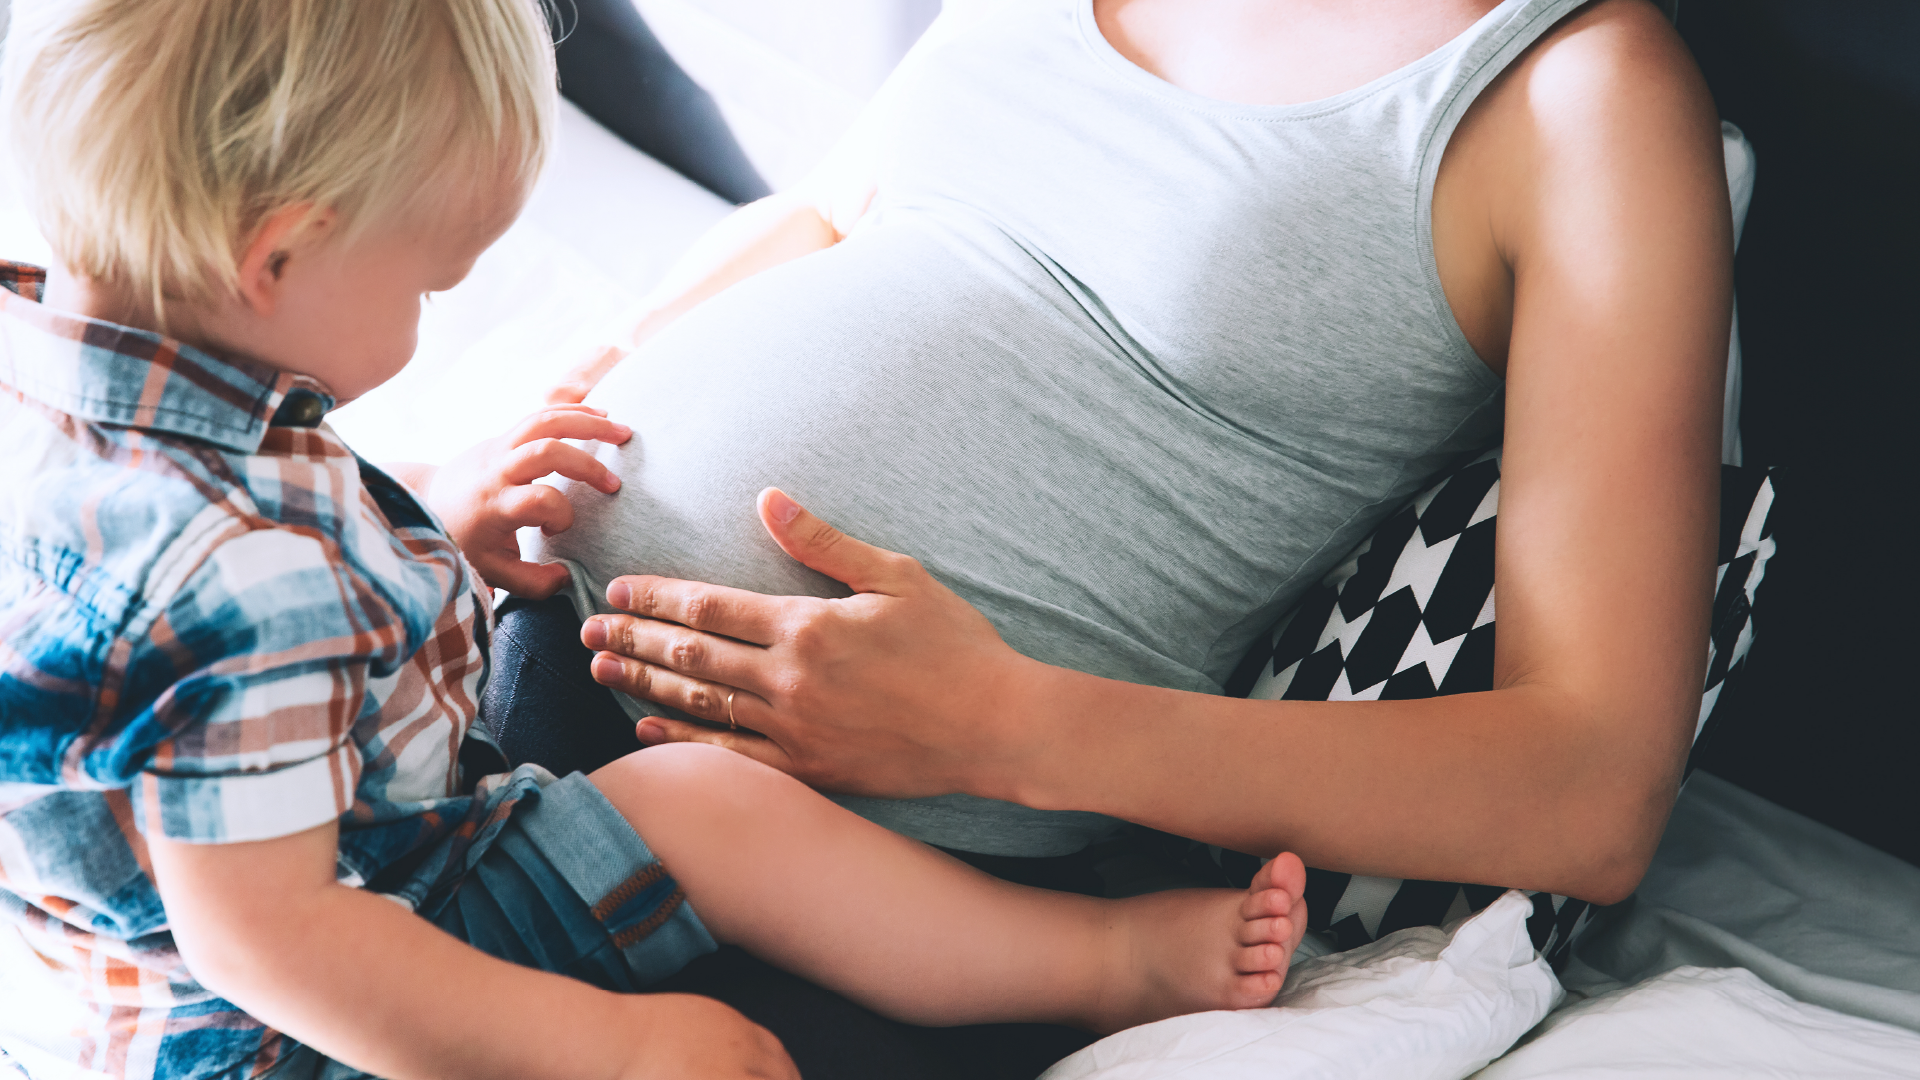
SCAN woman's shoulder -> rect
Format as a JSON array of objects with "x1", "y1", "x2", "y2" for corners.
[
  {"x1": 1446, "y1": 0, "x2": 1727, "y2": 273},
  {"x1": 1493, "y1": 0, "x2": 1719, "y2": 146}
]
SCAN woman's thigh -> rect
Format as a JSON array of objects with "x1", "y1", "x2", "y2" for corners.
[
  {"x1": 485, "y1": 595, "x2": 645, "y2": 778},
  {"x1": 484, "y1": 595, "x2": 1097, "y2": 1080}
]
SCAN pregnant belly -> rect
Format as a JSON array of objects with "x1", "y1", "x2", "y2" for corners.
[
  {"x1": 530, "y1": 216, "x2": 1409, "y2": 856},
  {"x1": 536, "y1": 217, "x2": 1326, "y2": 694}
]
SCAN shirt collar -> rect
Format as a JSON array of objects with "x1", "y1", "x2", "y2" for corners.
[{"x1": 0, "y1": 261, "x2": 334, "y2": 454}]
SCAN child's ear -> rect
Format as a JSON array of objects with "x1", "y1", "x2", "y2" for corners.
[{"x1": 234, "y1": 205, "x2": 327, "y2": 315}]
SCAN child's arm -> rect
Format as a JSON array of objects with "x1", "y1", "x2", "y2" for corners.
[{"x1": 148, "y1": 820, "x2": 796, "y2": 1080}]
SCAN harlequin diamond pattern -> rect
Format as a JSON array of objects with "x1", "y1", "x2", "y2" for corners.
[
  {"x1": 1229, "y1": 450, "x2": 1502, "y2": 705},
  {"x1": 1212, "y1": 450, "x2": 1777, "y2": 970}
]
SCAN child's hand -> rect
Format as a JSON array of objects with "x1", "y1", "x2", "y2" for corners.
[
  {"x1": 428, "y1": 404, "x2": 631, "y2": 599},
  {"x1": 614, "y1": 994, "x2": 799, "y2": 1080}
]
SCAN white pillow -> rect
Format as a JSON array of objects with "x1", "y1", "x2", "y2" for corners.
[
  {"x1": 1471, "y1": 966, "x2": 1920, "y2": 1080},
  {"x1": 1720, "y1": 121, "x2": 1756, "y2": 466},
  {"x1": 1039, "y1": 890, "x2": 1562, "y2": 1080}
]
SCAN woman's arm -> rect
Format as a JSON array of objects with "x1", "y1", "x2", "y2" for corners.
[
  {"x1": 582, "y1": 4, "x2": 1730, "y2": 905},
  {"x1": 540, "y1": 189, "x2": 854, "y2": 405},
  {"x1": 544, "y1": 3, "x2": 1005, "y2": 403}
]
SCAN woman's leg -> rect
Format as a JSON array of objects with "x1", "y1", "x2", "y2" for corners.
[
  {"x1": 592, "y1": 743, "x2": 1307, "y2": 1032},
  {"x1": 485, "y1": 596, "x2": 644, "y2": 778}
]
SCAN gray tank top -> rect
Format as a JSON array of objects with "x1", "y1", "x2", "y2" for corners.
[{"x1": 538, "y1": 0, "x2": 1589, "y2": 856}]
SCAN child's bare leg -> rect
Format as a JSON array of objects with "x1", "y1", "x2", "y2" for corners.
[{"x1": 591, "y1": 743, "x2": 1306, "y2": 1032}]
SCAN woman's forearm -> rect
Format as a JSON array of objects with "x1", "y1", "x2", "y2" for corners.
[
  {"x1": 620, "y1": 192, "x2": 847, "y2": 349},
  {"x1": 547, "y1": 193, "x2": 851, "y2": 403},
  {"x1": 995, "y1": 662, "x2": 1685, "y2": 905}
]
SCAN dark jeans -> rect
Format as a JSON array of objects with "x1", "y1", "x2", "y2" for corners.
[{"x1": 481, "y1": 595, "x2": 1099, "y2": 1080}]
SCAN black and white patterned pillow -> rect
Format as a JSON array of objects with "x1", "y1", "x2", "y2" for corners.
[{"x1": 1202, "y1": 449, "x2": 1777, "y2": 969}]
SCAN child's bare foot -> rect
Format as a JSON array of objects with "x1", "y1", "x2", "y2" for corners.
[{"x1": 1082, "y1": 853, "x2": 1309, "y2": 1034}]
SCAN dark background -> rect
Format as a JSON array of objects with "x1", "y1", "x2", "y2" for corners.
[{"x1": 1676, "y1": 0, "x2": 1918, "y2": 868}]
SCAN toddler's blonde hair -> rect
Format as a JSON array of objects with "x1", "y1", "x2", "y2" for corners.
[{"x1": 2, "y1": 0, "x2": 556, "y2": 321}]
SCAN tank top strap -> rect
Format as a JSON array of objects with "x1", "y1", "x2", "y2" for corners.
[
  {"x1": 1418, "y1": 0, "x2": 1600, "y2": 194},
  {"x1": 1411, "y1": 0, "x2": 1600, "y2": 375}
]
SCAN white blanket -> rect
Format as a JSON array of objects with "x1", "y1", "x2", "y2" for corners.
[
  {"x1": 1043, "y1": 772, "x2": 1920, "y2": 1079},
  {"x1": 1043, "y1": 891, "x2": 1563, "y2": 1080}
]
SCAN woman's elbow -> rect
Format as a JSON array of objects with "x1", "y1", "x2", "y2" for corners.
[{"x1": 1560, "y1": 767, "x2": 1683, "y2": 906}]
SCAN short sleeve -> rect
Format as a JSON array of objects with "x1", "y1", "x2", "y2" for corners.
[{"x1": 130, "y1": 527, "x2": 403, "y2": 844}]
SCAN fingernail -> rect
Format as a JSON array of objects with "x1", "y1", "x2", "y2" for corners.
[
  {"x1": 591, "y1": 653, "x2": 622, "y2": 682},
  {"x1": 581, "y1": 619, "x2": 608, "y2": 649},
  {"x1": 766, "y1": 489, "x2": 802, "y2": 525},
  {"x1": 606, "y1": 580, "x2": 631, "y2": 608},
  {"x1": 635, "y1": 721, "x2": 666, "y2": 745}
]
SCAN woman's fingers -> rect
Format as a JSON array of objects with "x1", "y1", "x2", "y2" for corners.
[
  {"x1": 600, "y1": 576, "x2": 791, "y2": 647},
  {"x1": 504, "y1": 439, "x2": 621, "y2": 494},
  {"x1": 756, "y1": 488, "x2": 926, "y2": 595},
  {"x1": 544, "y1": 343, "x2": 629, "y2": 406},
  {"x1": 588, "y1": 646, "x2": 777, "y2": 738},
  {"x1": 630, "y1": 716, "x2": 799, "y2": 776},
  {"x1": 584, "y1": 614, "x2": 769, "y2": 693}
]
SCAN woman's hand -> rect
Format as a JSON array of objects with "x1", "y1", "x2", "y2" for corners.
[
  {"x1": 581, "y1": 489, "x2": 1046, "y2": 799},
  {"x1": 544, "y1": 342, "x2": 630, "y2": 407},
  {"x1": 428, "y1": 405, "x2": 630, "y2": 599}
]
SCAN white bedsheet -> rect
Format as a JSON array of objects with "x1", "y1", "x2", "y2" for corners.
[
  {"x1": 1476, "y1": 771, "x2": 1920, "y2": 1078},
  {"x1": 1570, "y1": 770, "x2": 1920, "y2": 1031}
]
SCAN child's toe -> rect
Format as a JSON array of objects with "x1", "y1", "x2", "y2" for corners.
[
  {"x1": 1232, "y1": 969, "x2": 1283, "y2": 1008},
  {"x1": 1240, "y1": 883, "x2": 1293, "y2": 920},
  {"x1": 1234, "y1": 940, "x2": 1288, "y2": 974},
  {"x1": 1254, "y1": 852, "x2": 1307, "y2": 898},
  {"x1": 1237, "y1": 914, "x2": 1293, "y2": 946}
]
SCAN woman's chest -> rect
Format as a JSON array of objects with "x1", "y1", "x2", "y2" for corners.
[{"x1": 881, "y1": 12, "x2": 1498, "y2": 427}]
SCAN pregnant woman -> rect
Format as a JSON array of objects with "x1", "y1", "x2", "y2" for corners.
[{"x1": 477, "y1": 0, "x2": 1731, "y2": 1074}]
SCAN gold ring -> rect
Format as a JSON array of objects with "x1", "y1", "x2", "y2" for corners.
[{"x1": 726, "y1": 689, "x2": 737, "y2": 731}]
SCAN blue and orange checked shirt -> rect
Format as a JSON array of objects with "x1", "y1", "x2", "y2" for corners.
[{"x1": 0, "y1": 262, "x2": 533, "y2": 1078}]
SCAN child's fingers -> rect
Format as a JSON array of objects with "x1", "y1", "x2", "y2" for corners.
[
  {"x1": 476, "y1": 554, "x2": 571, "y2": 599},
  {"x1": 508, "y1": 407, "x2": 629, "y2": 450},
  {"x1": 495, "y1": 483, "x2": 576, "y2": 535},
  {"x1": 503, "y1": 439, "x2": 620, "y2": 494}
]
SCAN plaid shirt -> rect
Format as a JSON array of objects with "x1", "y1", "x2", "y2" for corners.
[{"x1": 0, "y1": 262, "x2": 527, "y2": 1079}]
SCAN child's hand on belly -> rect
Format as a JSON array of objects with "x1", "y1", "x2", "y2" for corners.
[{"x1": 428, "y1": 404, "x2": 631, "y2": 598}]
